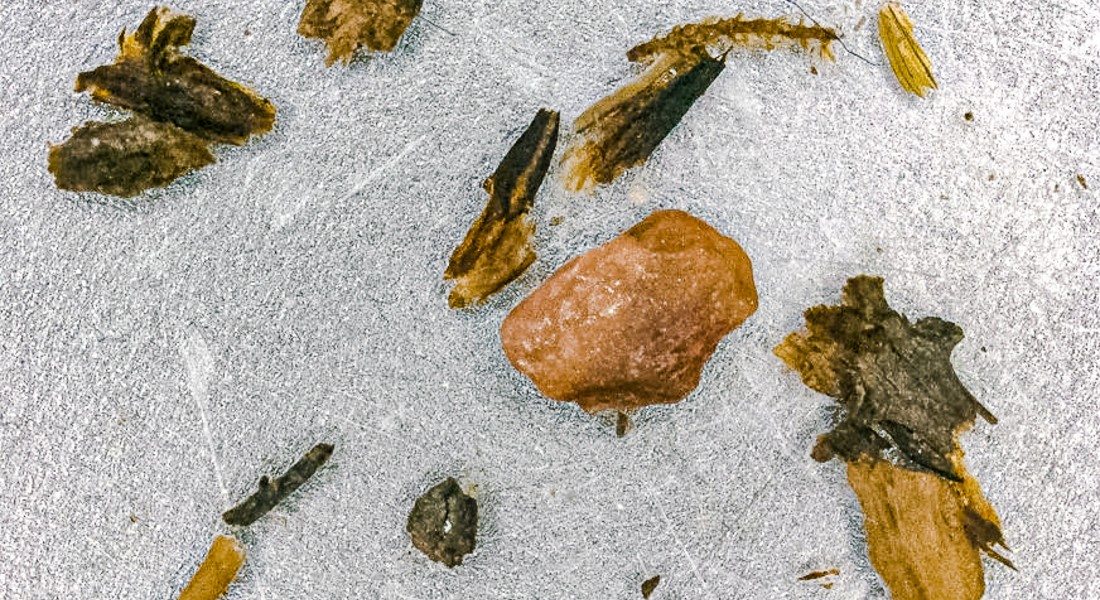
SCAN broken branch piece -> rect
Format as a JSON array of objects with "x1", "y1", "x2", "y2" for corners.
[
  {"x1": 298, "y1": 0, "x2": 424, "y2": 65},
  {"x1": 177, "y1": 535, "x2": 245, "y2": 600},
  {"x1": 775, "y1": 276, "x2": 1011, "y2": 600},
  {"x1": 878, "y1": 2, "x2": 937, "y2": 97},
  {"x1": 445, "y1": 108, "x2": 560, "y2": 308},
  {"x1": 223, "y1": 443, "x2": 334, "y2": 526},
  {"x1": 561, "y1": 15, "x2": 838, "y2": 192}
]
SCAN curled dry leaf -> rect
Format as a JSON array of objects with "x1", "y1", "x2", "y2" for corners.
[
  {"x1": 406, "y1": 477, "x2": 479, "y2": 568},
  {"x1": 878, "y1": 2, "x2": 937, "y2": 97},
  {"x1": 177, "y1": 535, "x2": 245, "y2": 600},
  {"x1": 561, "y1": 15, "x2": 838, "y2": 192},
  {"x1": 775, "y1": 276, "x2": 1012, "y2": 600},
  {"x1": 501, "y1": 209, "x2": 757, "y2": 415},
  {"x1": 50, "y1": 6, "x2": 275, "y2": 197},
  {"x1": 299, "y1": 0, "x2": 424, "y2": 65},
  {"x1": 445, "y1": 109, "x2": 560, "y2": 308},
  {"x1": 223, "y1": 443, "x2": 334, "y2": 526}
]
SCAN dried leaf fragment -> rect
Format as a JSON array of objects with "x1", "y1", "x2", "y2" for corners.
[
  {"x1": 445, "y1": 108, "x2": 560, "y2": 308},
  {"x1": 50, "y1": 7, "x2": 276, "y2": 197},
  {"x1": 177, "y1": 535, "x2": 245, "y2": 600},
  {"x1": 878, "y1": 2, "x2": 937, "y2": 97},
  {"x1": 223, "y1": 443, "x2": 334, "y2": 526},
  {"x1": 641, "y1": 575, "x2": 661, "y2": 598},
  {"x1": 48, "y1": 116, "x2": 214, "y2": 197},
  {"x1": 299, "y1": 0, "x2": 424, "y2": 65},
  {"x1": 75, "y1": 7, "x2": 275, "y2": 144},
  {"x1": 847, "y1": 457, "x2": 1010, "y2": 599},
  {"x1": 775, "y1": 276, "x2": 1011, "y2": 600},
  {"x1": 406, "y1": 477, "x2": 478, "y2": 567},
  {"x1": 561, "y1": 15, "x2": 838, "y2": 192}
]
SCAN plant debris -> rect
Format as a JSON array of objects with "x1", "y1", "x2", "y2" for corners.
[
  {"x1": 48, "y1": 116, "x2": 214, "y2": 197},
  {"x1": 75, "y1": 7, "x2": 275, "y2": 144},
  {"x1": 878, "y1": 2, "x2": 937, "y2": 97},
  {"x1": 501, "y1": 210, "x2": 757, "y2": 415},
  {"x1": 615, "y1": 411, "x2": 631, "y2": 437},
  {"x1": 798, "y1": 568, "x2": 839, "y2": 581},
  {"x1": 298, "y1": 0, "x2": 424, "y2": 65},
  {"x1": 49, "y1": 6, "x2": 275, "y2": 197},
  {"x1": 444, "y1": 108, "x2": 560, "y2": 308},
  {"x1": 775, "y1": 276, "x2": 1011, "y2": 600},
  {"x1": 561, "y1": 15, "x2": 837, "y2": 192},
  {"x1": 799, "y1": 568, "x2": 839, "y2": 589},
  {"x1": 223, "y1": 443, "x2": 334, "y2": 527},
  {"x1": 177, "y1": 535, "x2": 245, "y2": 600},
  {"x1": 641, "y1": 575, "x2": 661, "y2": 598},
  {"x1": 406, "y1": 477, "x2": 478, "y2": 567}
]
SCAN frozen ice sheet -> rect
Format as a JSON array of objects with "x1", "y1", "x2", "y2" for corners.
[{"x1": 1, "y1": 0, "x2": 1098, "y2": 598}]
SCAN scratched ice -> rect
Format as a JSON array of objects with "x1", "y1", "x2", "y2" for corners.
[{"x1": 1, "y1": 0, "x2": 1098, "y2": 598}]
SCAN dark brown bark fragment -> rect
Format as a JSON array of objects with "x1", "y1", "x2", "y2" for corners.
[
  {"x1": 561, "y1": 14, "x2": 837, "y2": 192},
  {"x1": 406, "y1": 477, "x2": 478, "y2": 568},
  {"x1": 560, "y1": 51, "x2": 723, "y2": 192},
  {"x1": 298, "y1": 0, "x2": 424, "y2": 65},
  {"x1": 48, "y1": 116, "x2": 214, "y2": 197},
  {"x1": 75, "y1": 7, "x2": 275, "y2": 145},
  {"x1": 50, "y1": 7, "x2": 275, "y2": 197},
  {"x1": 775, "y1": 275, "x2": 994, "y2": 480},
  {"x1": 223, "y1": 443, "x2": 335, "y2": 527},
  {"x1": 641, "y1": 575, "x2": 661, "y2": 598},
  {"x1": 775, "y1": 276, "x2": 1012, "y2": 600},
  {"x1": 445, "y1": 108, "x2": 560, "y2": 308}
]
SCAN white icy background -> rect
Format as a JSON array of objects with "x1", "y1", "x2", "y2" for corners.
[{"x1": 1, "y1": 0, "x2": 1098, "y2": 598}]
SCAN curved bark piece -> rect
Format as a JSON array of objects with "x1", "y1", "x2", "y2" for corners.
[
  {"x1": 445, "y1": 108, "x2": 560, "y2": 308},
  {"x1": 223, "y1": 443, "x2": 334, "y2": 526},
  {"x1": 177, "y1": 535, "x2": 245, "y2": 600},
  {"x1": 298, "y1": 0, "x2": 424, "y2": 65}
]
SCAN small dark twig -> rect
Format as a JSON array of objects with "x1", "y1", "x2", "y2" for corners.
[{"x1": 223, "y1": 443, "x2": 335, "y2": 526}]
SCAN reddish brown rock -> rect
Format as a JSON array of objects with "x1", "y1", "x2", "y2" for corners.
[{"x1": 501, "y1": 209, "x2": 757, "y2": 412}]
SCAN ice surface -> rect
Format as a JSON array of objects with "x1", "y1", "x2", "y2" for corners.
[{"x1": 1, "y1": 0, "x2": 1098, "y2": 598}]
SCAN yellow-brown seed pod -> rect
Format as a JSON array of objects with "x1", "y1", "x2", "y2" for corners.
[{"x1": 878, "y1": 2, "x2": 937, "y2": 97}]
